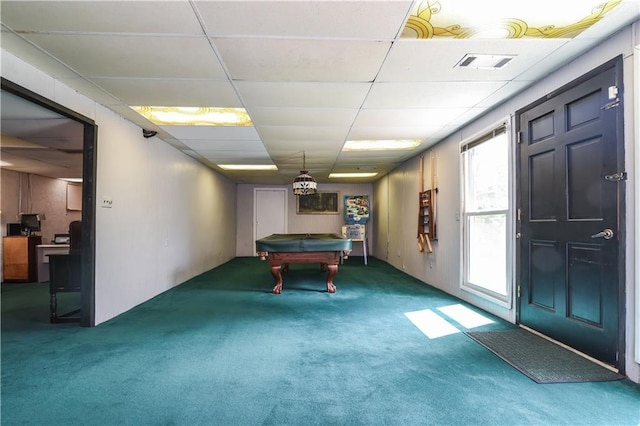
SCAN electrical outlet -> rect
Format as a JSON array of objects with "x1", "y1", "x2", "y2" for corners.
[{"x1": 101, "y1": 196, "x2": 113, "y2": 208}]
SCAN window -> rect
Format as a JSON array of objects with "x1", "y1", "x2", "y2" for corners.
[{"x1": 461, "y1": 123, "x2": 511, "y2": 303}]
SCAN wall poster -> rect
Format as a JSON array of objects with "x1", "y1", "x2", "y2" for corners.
[{"x1": 344, "y1": 195, "x2": 370, "y2": 224}]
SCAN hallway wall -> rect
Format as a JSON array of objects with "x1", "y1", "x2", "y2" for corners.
[
  {"x1": 374, "y1": 24, "x2": 639, "y2": 382},
  {"x1": 1, "y1": 50, "x2": 238, "y2": 325}
]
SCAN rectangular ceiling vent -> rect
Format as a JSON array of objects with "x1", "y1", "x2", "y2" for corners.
[{"x1": 456, "y1": 54, "x2": 515, "y2": 69}]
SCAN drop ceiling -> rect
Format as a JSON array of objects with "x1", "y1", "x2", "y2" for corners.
[{"x1": 1, "y1": 0, "x2": 638, "y2": 184}]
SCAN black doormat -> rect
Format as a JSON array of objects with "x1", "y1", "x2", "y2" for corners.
[{"x1": 466, "y1": 329, "x2": 625, "y2": 384}]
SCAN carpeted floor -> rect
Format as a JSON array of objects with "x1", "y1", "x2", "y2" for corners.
[{"x1": 2, "y1": 257, "x2": 639, "y2": 425}]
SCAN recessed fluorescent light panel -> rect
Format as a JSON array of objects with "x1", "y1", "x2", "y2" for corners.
[
  {"x1": 456, "y1": 54, "x2": 515, "y2": 69},
  {"x1": 343, "y1": 140, "x2": 421, "y2": 151},
  {"x1": 217, "y1": 165, "x2": 278, "y2": 171},
  {"x1": 329, "y1": 173, "x2": 378, "y2": 178},
  {"x1": 131, "y1": 106, "x2": 252, "y2": 126},
  {"x1": 61, "y1": 178, "x2": 83, "y2": 183},
  {"x1": 402, "y1": 0, "x2": 623, "y2": 39}
]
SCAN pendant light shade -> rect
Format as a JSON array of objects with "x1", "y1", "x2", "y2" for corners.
[{"x1": 292, "y1": 152, "x2": 317, "y2": 196}]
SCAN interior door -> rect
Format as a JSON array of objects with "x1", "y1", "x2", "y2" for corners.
[
  {"x1": 254, "y1": 188, "x2": 287, "y2": 252},
  {"x1": 517, "y1": 58, "x2": 624, "y2": 366}
]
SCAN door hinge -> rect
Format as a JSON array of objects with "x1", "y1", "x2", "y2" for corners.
[
  {"x1": 517, "y1": 132, "x2": 522, "y2": 144},
  {"x1": 517, "y1": 208, "x2": 522, "y2": 222},
  {"x1": 517, "y1": 285, "x2": 521, "y2": 298},
  {"x1": 604, "y1": 172, "x2": 627, "y2": 182}
]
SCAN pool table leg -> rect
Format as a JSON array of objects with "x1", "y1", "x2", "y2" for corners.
[
  {"x1": 326, "y1": 264, "x2": 337, "y2": 293},
  {"x1": 271, "y1": 265, "x2": 283, "y2": 294}
]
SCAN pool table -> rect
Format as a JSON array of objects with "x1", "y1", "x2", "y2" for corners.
[{"x1": 256, "y1": 233, "x2": 352, "y2": 294}]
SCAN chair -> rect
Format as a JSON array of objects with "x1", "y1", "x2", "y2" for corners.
[
  {"x1": 48, "y1": 220, "x2": 82, "y2": 323},
  {"x1": 69, "y1": 220, "x2": 82, "y2": 251}
]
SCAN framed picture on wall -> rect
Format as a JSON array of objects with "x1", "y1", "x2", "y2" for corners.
[
  {"x1": 296, "y1": 192, "x2": 339, "y2": 214},
  {"x1": 344, "y1": 194, "x2": 370, "y2": 224}
]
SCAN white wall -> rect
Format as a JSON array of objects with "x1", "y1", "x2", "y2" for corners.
[
  {"x1": 374, "y1": 25, "x2": 639, "y2": 382},
  {"x1": 2, "y1": 50, "x2": 238, "y2": 325},
  {"x1": 236, "y1": 183, "x2": 373, "y2": 257}
]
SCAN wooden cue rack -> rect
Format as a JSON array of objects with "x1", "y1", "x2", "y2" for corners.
[{"x1": 417, "y1": 154, "x2": 437, "y2": 253}]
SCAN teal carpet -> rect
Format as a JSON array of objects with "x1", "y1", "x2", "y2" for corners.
[{"x1": 2, "y1": 257, "x2": 639, "y2": 425}]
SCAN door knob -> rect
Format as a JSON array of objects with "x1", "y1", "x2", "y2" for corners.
[{"x1": 590, "y1": 229, "x2": 614, "y2": 240}]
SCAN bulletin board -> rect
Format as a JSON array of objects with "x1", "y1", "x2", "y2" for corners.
[{"x1": 344, "y1": 195, "x2": 370, "y2": 224}]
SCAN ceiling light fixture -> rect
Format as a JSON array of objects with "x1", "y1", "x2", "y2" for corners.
[
  {"x1": 217, "y1": 164, "x2": 278, "y2": 171},
  {"x1": 292, "y1": 152, "x2": 317, "y2": 196},
  {"x1": 131, "y1": 106, "x2": 252, "y2": 126},
  {"x1": 329, "y1": 173, "x2": 378, "y2": 178},
  {"x1": 343, "y1": 140, "x2": 421, "y2": 151},
  {"x1": 402, "y1": 0, "x2": 622, "y2": 39}
]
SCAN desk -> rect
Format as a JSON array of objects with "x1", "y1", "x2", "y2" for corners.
[
  {"x1": 256, "y1": 233, "x2": 352, "y2": 294},
  {"x1": 36, "y1": 244, "x2": 70, "y2": 282}
]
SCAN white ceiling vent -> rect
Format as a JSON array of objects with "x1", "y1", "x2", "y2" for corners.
[{"x1": 455, "y1": 54, "x2": 515, "y2": 69}]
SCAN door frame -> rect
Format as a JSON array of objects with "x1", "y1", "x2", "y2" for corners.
[
  {"x1": 515, "y1": 56, "x2": 626, "y2": 371},
  {"x1": 2, "y1": 78, "x2": 97, "y2": 327}
]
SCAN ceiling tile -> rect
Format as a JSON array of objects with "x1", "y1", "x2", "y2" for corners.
[
  {"x1": 89, "y1": 79, "x2": 242, "y2": 107},
  {"x1": 0, "y1": 1, "x2": 202, "y2": 34},
  {"x1": 575, "y1": 1, "x2": 640, "y2": 39},
  {"x1": 259, "y1": 126, "x2": 350, "y2": 143},
  {"x1": 195, "y1": 0, "x2": 412, "y2": 39},
  {"x1": 353, "y1": 108, "x2": 470, "y2": 128},
  {"x1": 476, "y1": 81, "x2": 533, "y2": 107},
  {"x1": 1, "y1": 32, "x2": 80, "y2": 80},
  {"x1": 249, "y1": 107, "x2": 358, "y2": 127},
  {"x1": 23, "y1": 34, "x2": 226, "y2": 79},
  {"x1": 198, "y1": 150, "x2": 272, "y2": 162},
  {"x1": 160, "y1": 126, "x2": 260, "y2": 140},
  {"x1": 364, "y1": 81, "x2": 507, "y2": 108},
  {"x1": 378, "y1": 39, "x2": 569, "y2": 82},
  {"x1": 214, "y1": 38, "x2": 392, "y2": 81},
  {"x1": 236, "y1": 81, "x2": 372, "y2": 108},
  {"x1": 347, "y1": 125, "x2": 445, "y2": 141},
  {"x1": 181, "y1": 139, "x2": 265, "y2": 152},
  {"x1": 261, "y1": 139, "x2": 344, "y2": 152}
]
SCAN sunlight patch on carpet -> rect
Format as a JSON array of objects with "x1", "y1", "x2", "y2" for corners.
[
  {"x1": 437, "y1": 304, "x2": 495, "y2": 329},
  {"x1": 404, "y1": 309, "x2": 460, "y2": 339}
]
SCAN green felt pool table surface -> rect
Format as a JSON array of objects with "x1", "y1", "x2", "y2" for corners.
[{"x1": 255, "y1": 233, "x2": 352, "y2": 252}]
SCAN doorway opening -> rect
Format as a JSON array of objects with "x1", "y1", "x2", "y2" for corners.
[{"x1": 1, "y1": 78, "x2": 96, "y2": 327}]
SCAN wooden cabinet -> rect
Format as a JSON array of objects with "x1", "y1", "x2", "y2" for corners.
[{"x1": 2, "y1": 236, "x2": 42, "y2": 282}]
